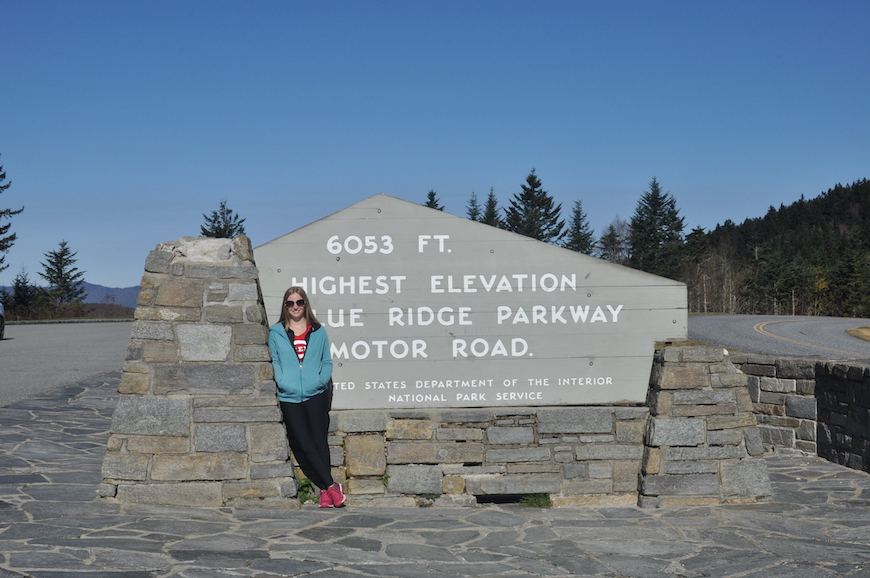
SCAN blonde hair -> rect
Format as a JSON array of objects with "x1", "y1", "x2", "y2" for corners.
[{"x1": 278, "y1": 286, "x2": 320, "y2": 328}]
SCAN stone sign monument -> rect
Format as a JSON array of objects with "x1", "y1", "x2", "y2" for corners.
[{"x1": 255, "y1": 194, "x2": 688, "y2": 409}]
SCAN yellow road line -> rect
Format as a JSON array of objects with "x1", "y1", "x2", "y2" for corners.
[{"x1": 753, "y1": 320, "x2": 860, "y2": 356}]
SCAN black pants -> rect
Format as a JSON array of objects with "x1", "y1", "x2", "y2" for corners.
[{"x1": 280, "y1": 390, "x2": 333, "y2": 491}]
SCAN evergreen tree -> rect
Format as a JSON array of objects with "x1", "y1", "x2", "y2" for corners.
[
  {"x1": 562, "y1": 199, "x2": 595, "y2": 254},
  {"x1": 504, "y1": 169, "x2": 565, "y2": 244},
  {"x1": 39, "y1": 240, "x2": 86, "y2": 306},
  {"x1": 424, "y1": 190, "x2": 444, "y2": 211},
  {"x1": 596, "y1": 217, "x2": 631, "y2": 265},
  {"x1": 629, "y1": 177, "x2": 685, "y2": 278},
  {"x1": 10, "y1": 268, "x2": 39, "y2": 309},
  {"x1": 480, "y1": 188, "x2": 503, "y2": 228},
  {"x1": 466, "y1": 191, "x2": 481, "y2": 221},
  {"x1": 0, "y1": 156, "x2": 24, "y2": 274},
  {"x1": 201, "y1": 200, "x2": 246, "y2": 238}
]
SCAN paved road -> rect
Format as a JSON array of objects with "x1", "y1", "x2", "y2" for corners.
[
  {"x1": 688, "y1": 314, "x2": 870, "y2": 359},
  {"x1": 0, "y1": 321, "x2": 132, "y2": 407},
  {"x1": 1, "y1": 374, "x2": 869, "y2": 577}
]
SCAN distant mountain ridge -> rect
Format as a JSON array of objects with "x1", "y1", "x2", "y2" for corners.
[
  {"x1": 0, "y1": 282, "x2": 141, "y2": 308},
  {"x1": 81, "y1": 282, "x2": 140, "y2": 308}
]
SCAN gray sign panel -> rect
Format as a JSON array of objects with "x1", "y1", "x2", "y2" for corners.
[{"x1": 255, "y1": 195, "x2": 687, "y2": 409}]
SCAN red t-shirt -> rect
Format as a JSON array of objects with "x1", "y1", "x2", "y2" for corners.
[{"x1": 293, "y1": 324, "x2": 311, "y2": 362}]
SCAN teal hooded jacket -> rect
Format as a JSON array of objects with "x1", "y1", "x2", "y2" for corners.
[{"x1": 268, "y1": 322, "x2": 333, "y2": 403}]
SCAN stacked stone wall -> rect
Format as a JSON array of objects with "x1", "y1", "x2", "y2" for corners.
[
  {"x1": 734, "y1": 354, "x2": 870, "y2": 476},
  {"x1": 637, "y1": 347, "x2": 770, "y2": 507},
  {"x1": 99, "y1": 237, "x2": 296, "y2": 508},
  {"x1": 816, "y1": 362, "x2": 870, "y2": 473},
  {"x1": 325, "y1": 406, "x2": 649, "y2": 507}
]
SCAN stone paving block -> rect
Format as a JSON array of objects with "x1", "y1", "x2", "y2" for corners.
[{"x1": 721, "y1": 459, "x2": 771, "y2": 499}]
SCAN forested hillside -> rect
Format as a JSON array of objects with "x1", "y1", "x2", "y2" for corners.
[{"x1": 682, "y1": 179, "x2": 870, "y2": 317}]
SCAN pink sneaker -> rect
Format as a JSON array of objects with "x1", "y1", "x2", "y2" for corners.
[
  {"x1": 319, "y1": 489, "x2": 333, "y2": 508},
  {"x1": 328, "y1": 483, "x2": 346, "y2": 508}
]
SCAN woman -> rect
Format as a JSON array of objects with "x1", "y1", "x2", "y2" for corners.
[{"x1": 268, "y1": 286, "x2": 345, "y2": 508}]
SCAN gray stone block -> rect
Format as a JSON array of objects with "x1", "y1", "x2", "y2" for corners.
[
  {"x1": 145, "y1": 250, "x2": 174, "y2": 273},
  {"x1": 721, "y1": 459, "x2": 771, "y2": 499},
  {"x1": 117, "y1": 482, "x2": 223, "y2": 507},
  {"x1": 537, "y1": 407, "x2": 613, "y2": 434},
  {"x1": 707, "y1": 429, "x2": 744, "y2": 446},
  {"x1": 562, "y1": 463, "x2": 586, "y2": 479},
  {"x1": 194, "y1": 407, "x2": 281, "y2": 423},
  {"x1": 251, "y1": 463, "x2": 296, "y2": 480},
  {"x1": 744, "y1": 427, "x2": 765, "y2": 456},
  {"x1": 673, "y1": 391, "x2": 735, "y2": 405},
  {"x1": 386, "y1": 465, "x2": 442, "y2": 494},
  {"x1": 641, "y1": 473, "x2": 720, "y2": 496},
  {"x1": 111, "y1": 397, "x2": 190, "y2": 436},
  {"x1": 646, "y1": 417, "x2": 705, "y2": 447},
  {"x1": 465, "y1": 474, "x2": 561, "y2": 495},
  {"x1": 664, "y1": 460, "x2": 718, "y2": 474},
  {"x1": 486, "y1": 426, "x2": 534, "y2": 445},
  {"x1": 153, "y1": 364, "x2": 255, "y2": 395},
  {"x1": 775, "y1": 358, "x2": 817, "y2": 379},
  {"x1": 186, "y1": 264, "x2": 259, "y2": 279},
  {"x1": 101, "y1": 454, "x2": 150, "y2": 480},
  {"x1": 194, "y1": 425, "x2": 247, "y2": 452},
  {"x1": 759, "y1": 377, "x2": 796, "y2": 393},
  {"x1": 614, "y1": 407, "x2": 648, "y2": 420},
  {"x1": 486, "y1": 447, "x2": 551, "y2": 462},
  {"x1": 575, "y1": 444, "x2": 643, "y2": 461},
  {"x1": 666, "y1": 446, "x2": 747, "y2": 460},
  {"x1": 759, "y1": 425, "x2": 795, "y2": 448},
  {"x1": 228, "y1": 282, "x2": 259, "y2": 302},
  {"x1": 176, "y1": 325, "x2": 233, "y2": 362},
  {"x1": 130, "y1": 321, "x2": 174, "y2": 341},
  {"x1": 680, "y1": 346, "x2": 725, "y2": 362},
  {"x1": 785, "y1": 395, "x2": 817, "y2": 419},
  {"x1": 339, "y1": 412, "x2": 387, "y2": 433},
  {"x1": 440, "y1": 409, "x2": 492, "y2": 423}
]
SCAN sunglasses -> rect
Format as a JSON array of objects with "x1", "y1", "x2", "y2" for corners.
[{"x1": 285, "y1": 299, "x2": 306, "y2": 308}]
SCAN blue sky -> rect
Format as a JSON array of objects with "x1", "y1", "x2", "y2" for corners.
[{"x1": 2, "y1": 0, "x2": 868, "y2": 288}]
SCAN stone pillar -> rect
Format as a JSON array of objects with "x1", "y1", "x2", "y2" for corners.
[
  {"x1": 638, "y1": 346, "x2": 771, "y2": 508},
  {"x1": 99, "y1": 236, "x2": 297, "y2": 508}
]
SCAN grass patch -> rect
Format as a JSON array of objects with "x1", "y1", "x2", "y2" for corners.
[
  {"x1": 520, "y1": 493, "x2": 552, "y2": 508},
  {"x1": 296, "y1": 478, "x2": 317, "y2": 504},
  {"x1": 847, "y1": 327, "x2": 870, "y2": 342}
]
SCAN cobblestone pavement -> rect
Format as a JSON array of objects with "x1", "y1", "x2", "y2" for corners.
[{"x1": 1, "y1": 374, "x2": 870, "y2": 577}]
